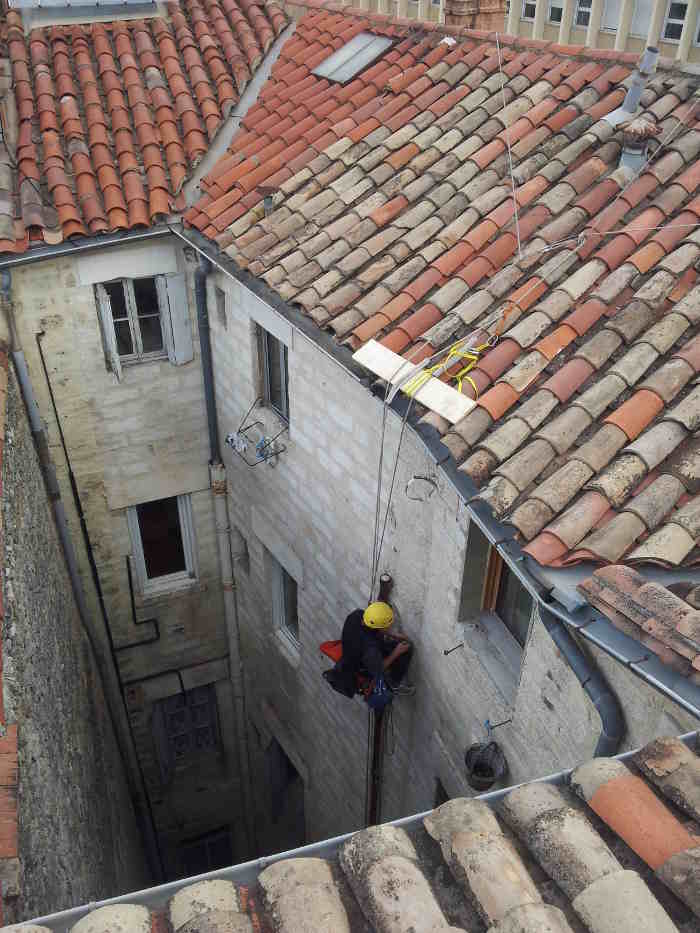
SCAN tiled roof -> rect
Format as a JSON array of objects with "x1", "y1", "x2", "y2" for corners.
[
  {"x1": 0, "y1": 0, "x2": 288, "y2": 252},
  {"x1": 186, "y1": 2, "x2": 700, "y2": 572},
  {"x1": 580, "y1": 565, "x2": 700, "y2": 678},
  {"x1": 25, "y1": 734, "x2": 700, "y2": 932}
]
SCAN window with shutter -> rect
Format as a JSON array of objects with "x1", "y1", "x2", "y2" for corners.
[
  {"x1": 95, "y1": 273, "x2": 193, "y2": 372},
  {"x1": 521, "y1": 0, "x2": 536, "y2": 19}
]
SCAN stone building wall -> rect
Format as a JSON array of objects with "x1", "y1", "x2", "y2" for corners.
[
  {"x1": 1, "y1": 363, "x2": 150, "y2": 921},
  {"x1": 209, "y1": 268, "x2": 697, "y2": 850},
  {"x1": 7, "y1": 236, "x2": 247, "y2": 877}
]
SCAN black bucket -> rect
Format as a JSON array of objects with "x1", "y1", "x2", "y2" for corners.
[{"x1": 465, "y1": 741, "x2": 507, "y2": 791}]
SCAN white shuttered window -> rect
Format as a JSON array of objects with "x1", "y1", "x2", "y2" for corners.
[{"x1": 96, "y1": 273, "x2": 193, "y2": 379}]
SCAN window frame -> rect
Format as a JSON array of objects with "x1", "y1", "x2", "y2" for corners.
[
  {"x1": 127, "y1": 494, "x2": 198, "y2": 597},
  {"x1": 96, "y1": 272, "x2": 193, "y2": 379},
  {"x1": 661, "y1": 0, "x2": 687, "y2": 41},
  {"x1": 521, "y1": 0, "x2": 536, "y2": 20},
  {"x1": 461, "y1": 522, "x2": 534, "y2": 650},
  {"x1": 271, "y1": 557, "x2": 300, "y2": 648},
  {"x1": 97, "y1": 277, "x2": 168, "y2": 365},
  {"x1": 574, "y1": 0, "x2": 592, "y2": 27},
  {"x1": 548, "y1": 0, "x2": 564, "y2": 22},
  {"x1": 261, "y1": 327, "x2": 290, "y2": 422}
]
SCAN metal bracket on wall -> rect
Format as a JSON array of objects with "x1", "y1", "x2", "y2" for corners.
[{"x1": 225, "y1": 397, "x2": 288, "y2": 467}]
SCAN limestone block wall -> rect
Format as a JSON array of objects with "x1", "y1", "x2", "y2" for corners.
[
  {"x1": 7, "y1": 238, "x2": 244, "y2": 877},
  {"x1": 209, "y1": 269, "x2": 697, "y2": 850},
  {"x1": 1, "y1": 361, "x2": 150, "y2": 921}
]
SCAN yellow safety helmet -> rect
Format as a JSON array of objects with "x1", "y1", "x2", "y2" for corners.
[{"x1": 363, "y1": 602, "x2": 394, "y2": 629}]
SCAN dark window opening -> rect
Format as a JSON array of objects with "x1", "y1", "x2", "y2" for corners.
[
  {"x1": 282, "y1": 567, "x2": 299, "y2": 642},
  {"x1": 434, "y1": 778, "x2": 450, "y2": 808},
  {"x1": 262, "y1": 329, "x2": 289, "y2": 420},
  {"x1": 133, "y1": 277, "x2": 163, "y2": 353},
  {"x1": 137, "y1": 496, "x2": 186, "y2": 579},
  {"x1": 495, "y1": 565, "x2": 533, "y2": 648},
  {"x1": 460, "y1": 523, "x2": 533, "y2": 649},
  {"x1": 575, "y1": 0, "x2": 591, "y2": 25},
  {"x1": 215, "y1": 286, "x2": 227, "y2": 330},
  {"x1": 179, "y1": 827, "x2": 233, "y2": 878},
  {"x1": 105, "y1": 280, "x2": 133, "y2": 356},
  {"x1": 267, "y1": 739, "x2": 302, "y2": 824}
]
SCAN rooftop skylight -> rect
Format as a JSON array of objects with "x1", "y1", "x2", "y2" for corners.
[{"x1": 312, "y1": 32, "x2": 394, "y2": 84}]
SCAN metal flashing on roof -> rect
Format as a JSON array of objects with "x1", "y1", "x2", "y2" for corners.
[
  {"x1": 312, "y1": 32, "x2": 393, "y2": 84},
  {"x1": 8, "y1": 0, "x2": 156, "y2": 6}
]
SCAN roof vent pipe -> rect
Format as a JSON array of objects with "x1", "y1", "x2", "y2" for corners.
[{"x1": 604, "y1": 46, "x2": 659, "y2": 128}]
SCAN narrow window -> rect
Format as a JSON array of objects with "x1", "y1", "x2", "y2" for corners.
[
  {"x1": 271, "y1": 557, "x2": 299, "y2": 644},
  {"x1": 575, "y1": 0, "x2": 592, "y2": 26},
  {"x1": 132, "y1": 277, "x2": 164, "y2": 353},
  {"x1": 459, "y1": 522, "x2": 534, "y2": 649},
  {"x1": 215, "y1": 286, "x2": 227, "y2": 330},
  {"x1": 262, "y1": 328, "x2": 290, "y2": 421},
  {"x1": 548, "y1": 0, "x2": 563, "y2": 21},
  {"x1": 662, "y1": 0, "x2": 687, "y2": 39},
  {"x1": 266, "y1": 737, "x2": 304, "y2": 837},
  {"x1": 179, "y1": 828, "x2": 233, "y2": 878},
  {"x1": 128, "y1": 495, "x2": 197, "y2": 594},
  {"x1": 104, "y1": 280, "x2": 133, "y2": 356},
  {"x1": 434, "y1": 778, "x2": 450, "y2": 808},
  {"x1": 521, "y1": 0, "x2": 536, "y2": 19}
]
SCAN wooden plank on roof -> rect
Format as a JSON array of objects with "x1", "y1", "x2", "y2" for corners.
[{"x1": 352, "y1": 339, "x2": 476, "y2": 425}]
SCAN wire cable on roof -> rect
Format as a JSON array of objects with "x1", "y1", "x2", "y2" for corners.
[{"x1": 495, "y1": 33, "x2": 522, "y2": 261}]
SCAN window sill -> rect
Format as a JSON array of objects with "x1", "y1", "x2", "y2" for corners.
[
  {"x1": 136, "y1": 576, "x2": 204, "y2": 606},
  {"x1": 121, "y1": 353, "x2": 169, "y2": 367},
  {"x1": 274, "y1": 628, "x2": 301, "y2": 669}
]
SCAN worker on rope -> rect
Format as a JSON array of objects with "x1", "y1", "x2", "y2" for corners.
[{"x1": 341, "y1": 602, "x2": 415, "y2": 705}]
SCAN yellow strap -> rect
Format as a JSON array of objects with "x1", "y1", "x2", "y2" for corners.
[{"x1": 403, "y1": 339, "x2": 492, "y2": 399}]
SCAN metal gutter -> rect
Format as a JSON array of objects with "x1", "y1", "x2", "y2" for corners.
[
  {"x1": 166, "y1": 225, "x2": 700, "y2": 722},
  {"x1": 25, "y1": 730, "x2": 698, "y2": 931},
  {"x1": 0, "y1": 226, "x2": 172, "y2": 270},
  {"x1": 408, "y1": 413, "x2": 700, "y2": 721}
]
